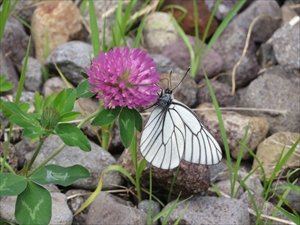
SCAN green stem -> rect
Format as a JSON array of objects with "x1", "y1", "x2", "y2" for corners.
[
  {"x1": 130, "y1": 131, "x2": 142, "y2": 202},
  {"x1": 27, "y1": 107, "x2": 102, "y2": 177},
  {"x1": 24, "y1": 139, "x2": 45, "y2": 175},
  {"x1": 0, "y1": 125, "x2": 13, "y2": 173},
  {"x1": 148, "y1": 165, "x2": 153, "y2": 224},
  {"x1": 0, "y1": 157, "x2": 16, "y2": 174},
  {"x1": 101, "y1": 123, "x2": 112, "y2": 150}
]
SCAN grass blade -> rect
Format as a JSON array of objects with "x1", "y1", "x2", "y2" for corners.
[{"x1": 88, "y1": 0, "x2": 100, "y2": 55}]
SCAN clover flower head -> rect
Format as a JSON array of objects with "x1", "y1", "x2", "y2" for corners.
[{"x1": 86, "y1": 47, "x2": 161, "y2": 109}]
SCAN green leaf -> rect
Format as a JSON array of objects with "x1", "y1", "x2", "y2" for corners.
[
  {"x1": 19, "y1": 102, "x2": 30, "y2": 114},
  {"x1": 0, "y1": 75, "x2": 14, "y2": 92},
  {"x1": 15, "y1": 181, "x2": 51, "y2": 225},
  {"x1": 63, "y1": 88, "x2": 76, "y2": 113},
  {"x1": 55, "y1": 123, "x2": 91, "y2": 151},
  {"x1": 76, "y1": 80, "x2": 95, "y2": 98},
  {"x1": 0, "y1": 99, "x2": 12, "y2": 118},
  {"x1": 30, "y1": 164, "x2": 90, "y2": 186},
  {"x1": 8, "y1": 114, "x2": 35, "y2": 128},
  {"x1": 52, "y1": 89, "x2": 66, "y2": 113},
  {"x1": 33, "y1": 92, "x2": 44, "y2": 114},
  {"x1": 118, "y1": 107, "x2": 135, "y2": 148},
  {"x1": 23, "y1": 127, "x2": 47, "y2": 139},
  {"x1": 131, "y1": 108, "x2": 142, "y2": 132},
  {"x1": 43, "y1": 93, "x2": 56, "y2": 109},
  {"x1": 91, "y1": 107, "x2": 121, "y2": 126},
  {"x1": 0, "y1": 74, "x2": 7, "y2": 85},
  {"x1": 7, "y1": 111, "x2": 39, "y2": 129},
  {"x1": 59, "y1": 111, "x2": 81, "y2": 122},
  {"x1": 0, "y1": 173, "x2": 28, "y2": 197},
  {"x1": 3, "y1": 102, "x2": 28, "y2": 117}
]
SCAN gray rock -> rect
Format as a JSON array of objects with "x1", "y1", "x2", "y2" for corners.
[
  {"x1": 237, "y1": 170, "x2": 264, "y2": 197},
  {"x1": 22, "y1": 57, "x2": 43, "y2": 92},
  {"x1": 0, "y1": 192, "x2": 73, "y2": 225},
  {"x1": 161, "y1": 196, "x2": 250, "y2": 224},
  {"x1": 273, "y1": 22, "x2": 300, "y2": 69},
  {"x1": 45, "y1": 41, "x2": 93, "y2": 86},
  {"x1": 239, "y1": 66, "x2": 300, "y2": 134},
  {"x1": 1, "y1": 17, "x2": 33, "y2": 71},
  {"x1": 149, "y1": 53, "x2": 180, "y2": 74},
  {"x1": 51, "y1": 192, "x2": 73, "y2": 225},
  {"x1": 86, "y1": 192, "x2": 148, "y2": 225},
  {"x1": 24, "y1": 135, "x2": 123, "y2": 190},
  {"x1": 12, "y1": 0, "x2": 37, "y2": 24},
  {"x1": 209, "y1": 160, "x2": 227, "y2": 183},
  {"x1": 42, "y1": 76, "x2": 68, "y2": 97},
  {"x1": 213, "y1": 169, "x2": 264, "y2": 197},
  {"x1": 256, "y1": 43, "x2": 277, "y2": 69},
  {"x1": 216, "y1": 179, "x2": 245, "y2": 199},
  {"x1": 12, "y1": 91, "x2": 35, "y2": 118},
  {"x1": 66, "y1": 189, "x2": 92, "y2": 225},
  {"x1": 0, "y1": 196, "x2": 17, "y2": 223},
  {"x1": 229, "y1": 0, "x2": 281, "y2": 43},
  {"x1": 143, "y1": 12, "x2": 179, "y2": 53},
  {"x1": 205, "y1": 0, "x2": 240, "y2": 20},
  {"x1": 162, "y1": 35, "x2": 223, "y2": 82},
  {"x1": 0, "y1": 47, "x2": 19, "y2": 94},
  {"x1": 197, "y1": 79, "x2": 239, "y2": 107},
  {"x1": 213, "y1": 25, "x2": 259, "y2": 89},
  {"x1": 138, "y1": 200, "x2": 161, "y2": 225}
]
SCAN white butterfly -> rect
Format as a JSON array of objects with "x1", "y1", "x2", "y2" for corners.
[{"x1": 140, "y1": 70, "x2": 222, "y2": 170}]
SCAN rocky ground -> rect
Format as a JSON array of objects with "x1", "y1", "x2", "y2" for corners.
[{"x1": 0, "y1": 0, "x2": 299, "y2": 224}]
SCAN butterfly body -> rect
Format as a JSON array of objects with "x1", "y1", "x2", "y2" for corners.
[
  {"x1": 140, "y1": 85, "x2": 222, "y2": 170},
  {"x1": 156, "y1": 88, "x2": 173, "y2": 108}
]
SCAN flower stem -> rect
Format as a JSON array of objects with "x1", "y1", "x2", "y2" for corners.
[
  {"x1": 101, "y1": 123, "x2": 112, "y2": 150},
  {"x1": 27, "y1": 107, "x2": 102, "y2": 177},
  {"x1": 0, "y1": 124, "x2": 13, "y2": 173},
  {"x1": 130, "y1": 131, "x2": 142, "y2": 202},
  {"x1": 0, "y1": 157, "x2": 15, "y2": 174},
  {"x1": 24, "y1": 140, "x2": 45, "y2": 176}
]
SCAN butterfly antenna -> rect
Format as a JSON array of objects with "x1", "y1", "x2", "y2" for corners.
[
  {"x1": 171, "y1": 68, "x2": 190, "y2": 91},
  {"x1": 169, "y1": 71, "x2": 172, "y2": 89}
]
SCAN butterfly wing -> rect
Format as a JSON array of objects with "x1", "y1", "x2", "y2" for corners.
[
  {"x1": 140, "y1": 99, "x2": 222, "y2": 169},
  {"x1": 172, "y1": 100, "x2": 222, "y2": 165},
  {"x1": 140, "y1": 105, "x2": 185, "y2": 169}
]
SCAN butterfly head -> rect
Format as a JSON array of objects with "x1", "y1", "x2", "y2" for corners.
[
  {"x1": 157, "y1": 88, "x2": 173, "y2": 108},
  {"x1": 165, "y1": 88, "x2": 172, "y2": 95}
]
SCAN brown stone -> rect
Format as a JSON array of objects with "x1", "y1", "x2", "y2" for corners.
[
  {"x1": 162, "y1": 0, "x2": 218, "y2": 39},
  {"x1": 31, "y1": 0, "x2": 83, "y2": 64}
]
